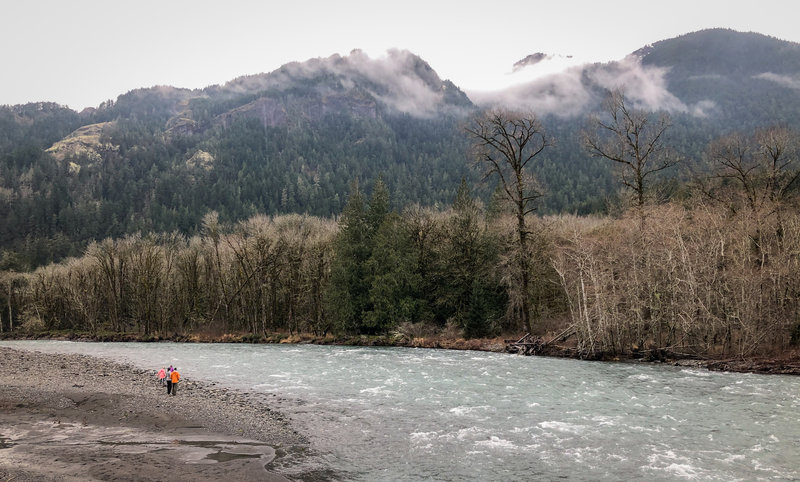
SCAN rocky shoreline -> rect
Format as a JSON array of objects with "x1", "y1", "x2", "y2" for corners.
[{"x1": 0, "y1": 346, "x2": 330, "y2": 481}]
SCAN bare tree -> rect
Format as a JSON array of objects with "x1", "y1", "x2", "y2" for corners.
[
  {"x1": 706, "y1": 126, "x2": 800, "y2": 256},
  {"x1": 88, "y1": 238, "x2": 129, "y2": 332},
  {"x1": 128, "y1": 236, "x2": 165, "y2": 336},
  {"x1": 466, "y1": 109, "x2": 551, "y2": 334},
  {"x1": 706, "y1": 132, "x2": 760, "y2": 212},
  {"x1": 1, "y1": 271, "x2": 20, "y2": 332},
  {"x1": 584, "y1": 90, "x2": 677, "y2": 226},
  {"x1": 202, "y1": 211, "x2": 232, "y2": 331},
  {"x1": 172, "y1": 237, "x2": 207, "y2": 333},
  {"x1": 64, "y1": 258, "x2": 103, "y2": 334},
  {"x1": 755, "y1": 126, "x2": 800, "y2": 240}
]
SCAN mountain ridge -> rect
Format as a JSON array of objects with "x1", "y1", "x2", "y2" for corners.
[{"x1": 3, "y1": 28, "x2": 800, "y2": 268}]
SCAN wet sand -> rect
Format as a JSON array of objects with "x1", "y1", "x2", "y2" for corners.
[{"x1": 0, "y1": 347, "x2": 321, "y2": 481}]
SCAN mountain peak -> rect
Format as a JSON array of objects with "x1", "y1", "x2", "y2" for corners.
[
  {"x1": 637, "y1": 28, "x2": 800, "y2": 76},
  {"x1": 512, "y1": 53, "x2": 552, "y2": 72},
  {"x1": 218, "y1": 49, "x2": 472, "y2": 119}
]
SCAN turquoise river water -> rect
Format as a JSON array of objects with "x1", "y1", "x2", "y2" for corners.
[{"x1": 2, "y1": 341, "x2": 798, "y2": 481}]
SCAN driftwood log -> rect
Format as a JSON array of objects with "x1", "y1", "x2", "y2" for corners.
[{"x1": 504, "y1": 333, "x2": 544, "y2": 355}]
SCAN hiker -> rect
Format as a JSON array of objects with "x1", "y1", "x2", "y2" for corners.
[
  {"x1": 157, "y1": 367, "x2": 166, "y2": 386},
  {"x1": 170, "y1": 367, "x2": 180, "y2": 396},
  {"x1": 166, "y1": 365, "x2": 174, "y2": 395}
]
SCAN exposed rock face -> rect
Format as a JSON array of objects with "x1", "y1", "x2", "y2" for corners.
[
  {"x1": 165, "y1": 113, "x2": 200, "y2": 136},
  {"x1": 204, "y1": 49, "x2": 469, "y2": 130},
  {"x1": 149, "y1": 50, "x2": 474, "y2": 136},
  {"x1": 186, "y1": 150, "x2": 215, "y2": 170},
  {"x1": 513, "y1": 53, "x2": 551, "y2": 71},
  {"x1": 217, "y1": 97, "x2": 285, "y2": 129},
  {"x1": 215, "y1": 90, "x2": 378, "y2": 129},
  {"x1": 45, "y1": 122, "x2": 117, "y2": 171}
]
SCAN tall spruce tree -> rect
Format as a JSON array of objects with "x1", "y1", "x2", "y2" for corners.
[
  {"x1": 326, "y1": 181, "x2": 369, "y2": 334},
  {"x1": 326, "y1": 177, "x2": 396, "y2": 335},
  {"x1": 367, "y1": 177, "x2": 390, "y2": 235},
  {"x1": 445, "y1": 179, "x2": 501, "y2": 338},
  {"x1": 364, "y1": 212, "x2": 418, "y2": 333}
]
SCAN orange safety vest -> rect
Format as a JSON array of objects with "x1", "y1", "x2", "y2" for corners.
[{"x1": 170, "y1": 370, "x2": 180, "y2": 384}]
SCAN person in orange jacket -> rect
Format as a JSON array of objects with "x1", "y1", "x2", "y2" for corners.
[{"x1": 170, "y1": 368, "x2": 180, "y2": 396}]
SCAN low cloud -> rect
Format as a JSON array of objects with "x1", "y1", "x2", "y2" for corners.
[
  {"x1": 468, "y1": 55, "x2": 714, "y2": 118},
  {"x1": 250, "y1": 49, "x2": 465, "y2": 118},
  {"x1": 468, "y1": 65, "x2": 593, "y2": 117},
  {"x1": 755, "y1": 72, "x2": 800, "y2": 90},
  {"x1": 345, "y1": 49, "x2": 452, "y2": 117},
  {"x1": 588, "y1": 56, "x2": 687, "y2": 112}
]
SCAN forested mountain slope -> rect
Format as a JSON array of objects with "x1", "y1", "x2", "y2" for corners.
[
  {"x1": 2, "y1": 29, "x2": 800, "y2": 269},
  {"x1": 639, "y1": 28, "x2": 800, "y2": 129}
]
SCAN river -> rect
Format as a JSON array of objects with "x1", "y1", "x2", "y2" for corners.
[{"x1": 2, "y1": 340, "x2": 798, "y2": 481}]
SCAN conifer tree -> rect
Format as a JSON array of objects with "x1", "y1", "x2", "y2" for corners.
[
  {"x1": 326, "y1": 181, "x2": 369, "y2": 334},
  {"x1": 364, "y1": 213, "x2": 418, "y2": 333},
  {"x1": 367, "y1": 176, "x2": 390, "y2": 235},
  {"x1": 444, "y1": 178, "x2": 501, "y2": 337}
]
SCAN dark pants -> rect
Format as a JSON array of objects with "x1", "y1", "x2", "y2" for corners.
[
  {"x1": 167, "y1": 380, "x2": 172, "y2": 394},
  {"x1": 171, "y1": 382, "x2": 177, "y2": 395}
]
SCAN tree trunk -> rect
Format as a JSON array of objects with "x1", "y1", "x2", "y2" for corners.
[
  {"x1": 518, "y1": 212, "x2": 532, "y2": 334},
  {"x1": 5, "y1": 277, "x2": 11, "y2": 333}
]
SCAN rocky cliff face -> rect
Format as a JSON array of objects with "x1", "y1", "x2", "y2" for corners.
[
  {"x1": 206, "y1": 49, "x2": 470, "y2": 129},
  {"x1": 153, "y1": 49, "x2": 473, "y2": 133},
  {"x1": 215, "y1": 88, "x2": 379, "y2": 129}
]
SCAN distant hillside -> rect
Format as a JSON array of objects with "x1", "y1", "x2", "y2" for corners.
[
  {"x1": 0, "y1": 51, "x2": 477, "y2": 268},
  {"x1": 91, "y1": 49, "x2": 473, "y2": 130},
  {"x1": 3, "y1": 30, "x2": 800, "y2": 269},
  {"x1": 637, "y1": 28, "x2": 800, "y2": 77},
  {"x1": 636, "y1": 28, "x2": 800, "y2": 129},
  {"x1": 0, "y1": 102, "x2": 83, "y2": 152}
]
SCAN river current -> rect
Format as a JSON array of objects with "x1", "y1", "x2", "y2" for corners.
[{"x1": 2, "y1": 340, "x2": 798, "y2": 481}]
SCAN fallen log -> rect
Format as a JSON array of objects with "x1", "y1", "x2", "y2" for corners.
[{"x1": 504, "y1": 334, "x2": 544, "y2": 355}]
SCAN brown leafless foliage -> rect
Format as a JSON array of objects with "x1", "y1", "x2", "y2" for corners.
[
  {"x1": 551, "y1": 201, "x2": 800, "y2": 359},
  {"x1": 584, "y1": 90, "x2": 677, "y2": 225},
  {"x1": 0, "y1": 271, "x2": 24, "y2": 332},
  {"x1": 493, "y1": 214, "x2": 563, "y2": 334},
  {"x1": 705, "y1": 126, "x2": 800, "y2": 257},
  {"x1": 88, "y1": 237, "x2": 130, "y2": 332},
  {"x1": 8, "y1": 215, "x2": 337, "y2": 337}
]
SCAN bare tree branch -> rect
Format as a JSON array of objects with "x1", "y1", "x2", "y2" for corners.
[
  {"x1": 466, "y1": 109, "x2": 551, "y2": 334},
  {"x1": 583, "y1": 90, "x2": 678, "y2": 225}
]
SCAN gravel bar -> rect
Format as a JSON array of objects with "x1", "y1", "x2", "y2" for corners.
[{"x1": 0, "y1": 346, "x2": 333, "y2": 481}]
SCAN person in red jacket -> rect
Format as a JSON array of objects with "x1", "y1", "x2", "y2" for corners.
[{"x1": 170, "y1": 368, "x2": 180, "y2": 396}]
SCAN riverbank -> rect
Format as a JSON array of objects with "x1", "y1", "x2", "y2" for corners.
[
  {"x1": 3, "y1": 330, "x2": 799, "y2": 375},
  {"x1": 0, "y1": 346, "x2": 331, "y2": 481}
]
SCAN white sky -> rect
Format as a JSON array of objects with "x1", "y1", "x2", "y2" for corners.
[{"x1": 1, "y1": 0, "x2": 798, "y2": 110}]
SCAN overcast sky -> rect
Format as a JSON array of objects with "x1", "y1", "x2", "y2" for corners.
[{"x1": 2, "y1": 0, "x2": 798, "y2": 110}]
